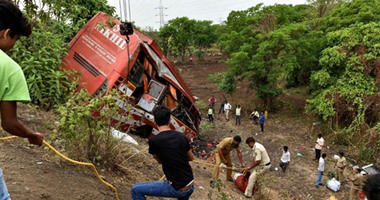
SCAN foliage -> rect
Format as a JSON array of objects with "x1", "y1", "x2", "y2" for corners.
[
  {"x1": 216, "y1": 4, "x2": 316, "y2": 108},
  {"x1": 214, "y1": 0, "x2": 380, "y2": 157},
  {"x1": 306, "y1": 22, "x2": 380, "y2": 129},
  {"x1": 159, "y1": 17, "x2": 218, "y2": 61},
  {"x1": 192, "y1": 21, "x2": 218, "y2": 60},
  {"x1": 322, "y1": 0, "x2": 380, "y2": 31},
  {"x1": 208, "y1": 180, "x2": 227, "y2": 200},
  {"x1": 208, "y1": 72, "x2": 236, "y2": 93},
  {"x1": 359, "y1": 146, "x2": 374, "y2": 162},
  {"x1": 159, "y1": 17, "x2": 194, "y2": 61},
  {"x1": 54, "y1": 89, "x2": 131, "y2": 167},
  {"x1": 8, "y1": 22, "x2": 75, "y2": 108},
  {"x1": 306, "y1": 0, "x2": 346, "y2": 18},
  {"x1": 195, "y1": 99, "x2": 208, "y2": 111},
  {"x1": 8, "y1": 0, "x2": 115, "y2": 108},
  {"x1": 201, "y1": 123, "x2": 216, "y2": 131},
  {"x1": 217, "y1": 0, "x2": 380, "y2": 128}
]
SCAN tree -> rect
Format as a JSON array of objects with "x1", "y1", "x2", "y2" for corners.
[
  {"x1": 307, "y1": 22, "x2": 380, "y2": 130},
  {"x1": 159, "y1": 17, "x2": 195, "y2": 62},
  {"x1": 322, "y1": 0, "x2": 380, "y2": 31},
  {"x1": 215, "y1": 4, "x2": 312, "y2": 109},
  {"x1": 306, "y1": 0, "x2": 345, "y2": 18},
  {"x1": 192, "y1": 21, "x2": 218, "y2": 60}
]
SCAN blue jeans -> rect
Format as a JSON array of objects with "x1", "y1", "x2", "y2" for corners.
[
  {"x1": 316, "y1": 170, "x2": 323, "y2": 186},
  {"x1": 0, "y1": 169, "x2": 10, "y2": 200},
  {"x1": 131, "y1": 181, "x2": 194, "y2": 200}
]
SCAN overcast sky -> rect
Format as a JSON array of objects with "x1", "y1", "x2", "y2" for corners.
[{"x1": 108, "y1": 0, "x2": 307, "y2": 31}]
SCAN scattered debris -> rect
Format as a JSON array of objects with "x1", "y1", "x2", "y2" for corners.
[
  {"x1": 111, "y1": 128, "x2": 138, "y2": 145},
  {"x1": 362, "y1": 164, "x2": 380, "y2": 175}
]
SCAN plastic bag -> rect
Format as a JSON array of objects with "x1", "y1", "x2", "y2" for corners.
[{"x1": 327, "y1": 178, "x2": 341, "y2": 192}]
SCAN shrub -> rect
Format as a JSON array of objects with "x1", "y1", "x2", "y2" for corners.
[{"x1": 54, "y1": 89, "x2": 132, "y2": 167}]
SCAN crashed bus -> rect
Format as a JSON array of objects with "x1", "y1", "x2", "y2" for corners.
[{"x1": 62, "y1": 12, "x2": 200, "y2": 140}]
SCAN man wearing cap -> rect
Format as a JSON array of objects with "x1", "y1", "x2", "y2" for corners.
[
  {"x1": 211, "y1": 136, "x2": 244, "y2": 186},
  {"x1": 334, "y1": 152, "x2": 347, "y2": 182},
  {"x1": 244, "y1": 137, "x2": 271, "y2": 198},
  {"x1": 348, "y1": 166, "x2": 365, "y2": 200}
]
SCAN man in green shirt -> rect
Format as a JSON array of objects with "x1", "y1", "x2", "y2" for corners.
[{"x1": 0, "y1": 1, "x2": 45, "y2": 199}]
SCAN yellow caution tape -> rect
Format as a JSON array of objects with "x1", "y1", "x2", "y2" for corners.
[{"x1": 0, "y1": 136, "x2": 119, "y2": 200}]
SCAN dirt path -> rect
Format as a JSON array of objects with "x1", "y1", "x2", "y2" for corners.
[{"x1": 0, "y1": 56, "x2": 355, "y2": 200}]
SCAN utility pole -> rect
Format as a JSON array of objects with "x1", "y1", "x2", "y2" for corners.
[{"x1": 155, "y1": 0, "x2": 167, "y2": 28}]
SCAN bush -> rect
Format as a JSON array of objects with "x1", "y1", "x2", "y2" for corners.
[
  {"x1": 9, "y1": 22, "x2": 75, "y2": 109},
  {"x1": 359, "y1": 146, "x2": 374, "y2": 162},
  {"x1": 54, "y1": 89, "x2": 132, "y2": 167}
]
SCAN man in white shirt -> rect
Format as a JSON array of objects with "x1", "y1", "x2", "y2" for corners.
[
  {"x1": 244, "y1": 137, "x2": 271, "y2": 198},
  {"x1": 224, "y1": 102, "x2": 231, "y2": 121},
  {"x1": 314, "y1": 134, "x2": 324, "y2": 160},
  {"x1": 280, "y1": 146, "x2": 290, "y2": 173},
  {"x1": 316, "y1": 153, "x2": 327, "y2": 188},
  {"x1": 235, "y1": 105, "x2": 241, "y2": 125}
]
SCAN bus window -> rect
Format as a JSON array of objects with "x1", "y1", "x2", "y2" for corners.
[
  {"x1": 137, "y1": 80, "x2": 167, "y2": 112},
  {"x1": 128, "y1": 60, "x2": 144, "y2": 87}
]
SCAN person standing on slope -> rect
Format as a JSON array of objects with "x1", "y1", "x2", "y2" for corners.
[
  {"x1": 279, "y1": 146, "x2": 290, "y2": 173},
  {"x1": 0, "y1": 1, "x2": 45, "y2": 199},
  {"x1": 235, "y1": 105, "x2": 242, "y2": 125},
  {"x1": 259, "y1": 111, "x2": 266, "y2": 133},
  {"x1": 315, "y1": 153, "x2": 327, "y2": 188},
  {"x1": 334, "y1": 151, "x2": 347, "y2": 182},
  {"x1": 224, "y1": 101, "x2": 232, "y2": 121},
  {"x1": 314, "y1": 134, "x2": 324, "y2": 160}
]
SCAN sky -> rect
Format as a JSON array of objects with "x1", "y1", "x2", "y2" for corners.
[{"x1": 108, "y1": 0, "x2": 307, "y2": 31}]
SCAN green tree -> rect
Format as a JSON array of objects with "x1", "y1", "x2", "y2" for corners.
[
  {"x1": 322, "y1": 0, "x2": 380, "y2": 31},
  {"x1": 306, "y1": 0, "x2": 346, "y2": 18},
  {"x1": 159, "y1": 17, "x2": 196, "y2": 62},
  {"x1": 307, "y1": 22, "x2": 380, "y2": 129},
  {"x1": 215, "y1": 4, "x2": 312, "y2": 109},
  {"x1": 192, "y1": 21, "x2": 218, "y2": 60}
]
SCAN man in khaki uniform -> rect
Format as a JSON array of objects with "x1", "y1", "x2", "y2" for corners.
[
  {"x1": 211, "y1": 136, "x2": 244, "y2": 185},
  {"x1": 244, "y1": 137, "x2": 271, "y2": 198},
  {"x1": 334, "y1": 151, "x2": 347, "y2": 182},
  {"x1": 349, "y1": 166, "x2": 365, "y2": 200}
]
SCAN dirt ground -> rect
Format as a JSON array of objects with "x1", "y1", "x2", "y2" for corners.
[{"x1": 0, "y1": 55, "x2": 359, "y2": 200}]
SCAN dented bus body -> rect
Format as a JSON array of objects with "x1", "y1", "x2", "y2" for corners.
[{"x1": 62, "y1": 12, "x2": 200, "y2": 140}]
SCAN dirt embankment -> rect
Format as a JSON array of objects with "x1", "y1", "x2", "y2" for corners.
[{"x1": 0, "y1": 55, "x2": 362, "y2": 200}]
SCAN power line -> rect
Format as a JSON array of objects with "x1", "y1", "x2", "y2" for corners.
[
  {"x1": 128, "y1": 0, "x2": 132, "y2": 22},
  {"x1": 155, "y1": 0, "x2": 167, "y2": 28}
]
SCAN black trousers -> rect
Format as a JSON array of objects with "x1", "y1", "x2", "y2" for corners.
[
  {"x1": 235, "y1": 115, "x2": 241, "y2": 125},
  {"x1": 208, "y1": 114, "x2": 214, "y2": 123},
  {"x1": 260, "y1": 124, "x2": 264, "y2": 132},
  {"x1": 315, "y1": 149, "x2": 321, "y2": 160}
]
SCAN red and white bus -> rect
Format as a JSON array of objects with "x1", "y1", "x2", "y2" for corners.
[{"x1": 62, "y1": 12, "x2": 200, "y2": 140}]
